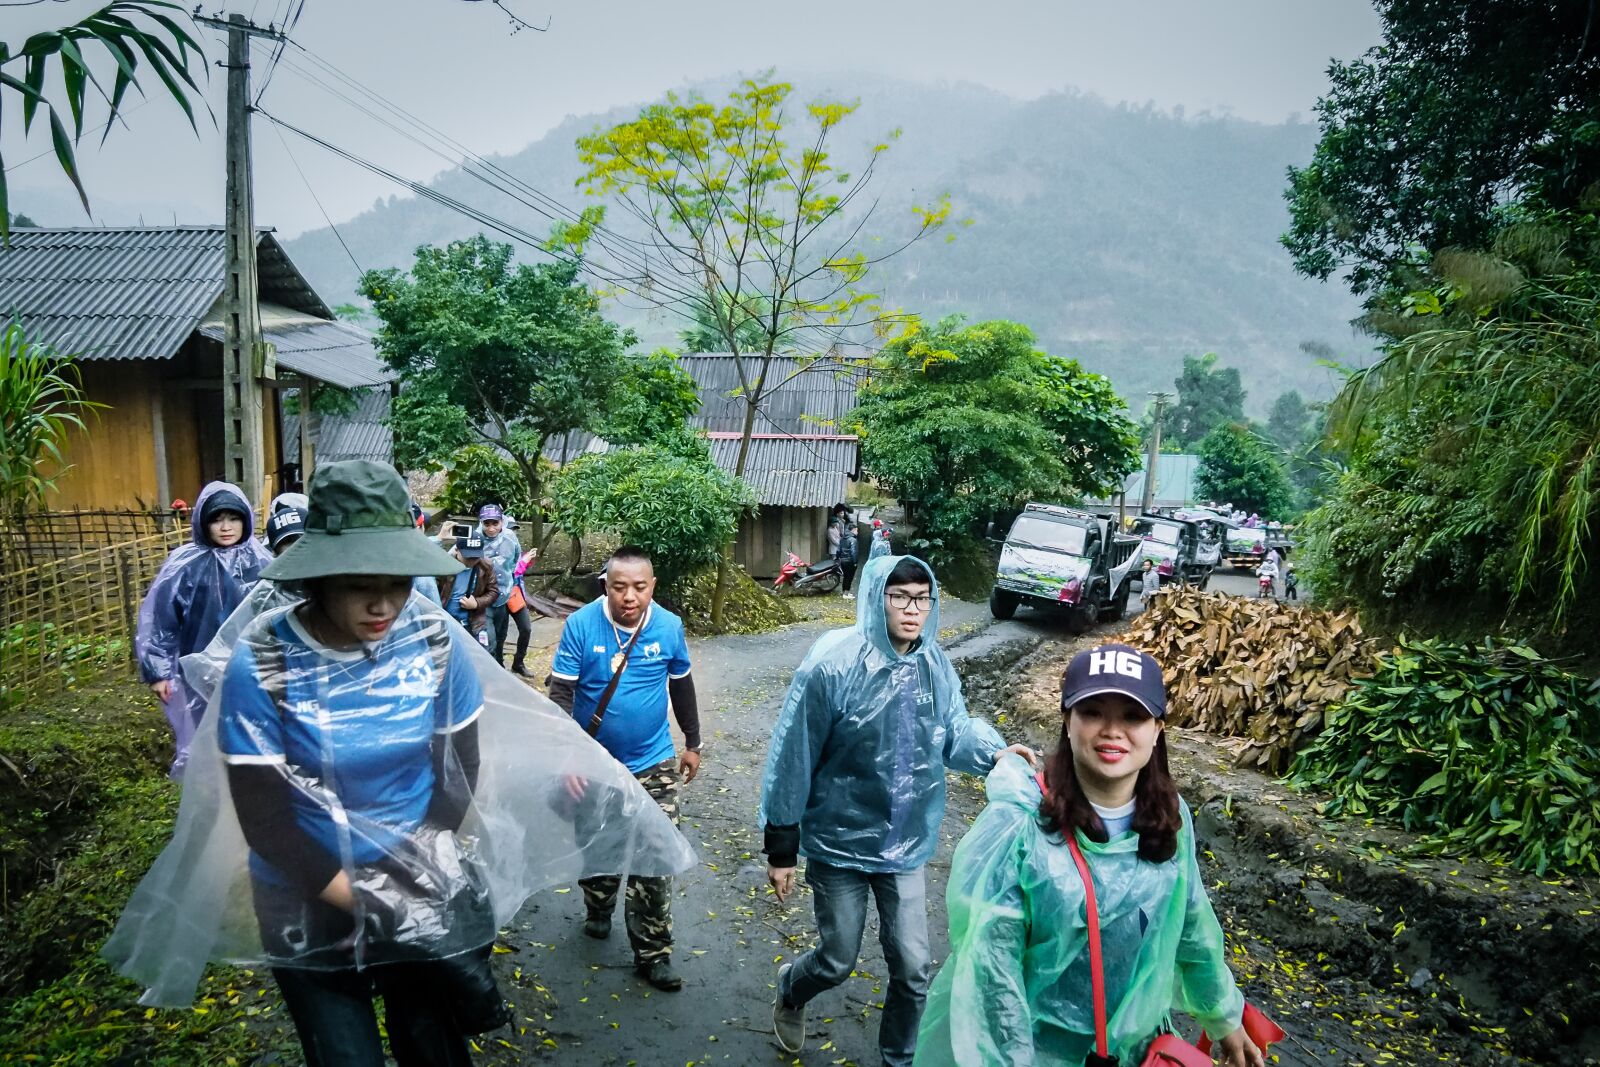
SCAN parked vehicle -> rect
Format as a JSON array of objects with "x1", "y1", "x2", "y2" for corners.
[
  {"x1": 773, "y1": 550, "x2": 842, "y2": 595},
  {"x1": 1130, "y1": 512, "x2": 1221, "y2": 589},
  {"x1": 989, "y1": 502, "x2": 1145, "y2": 633},
  {"x1": 1225, "y1": 524, "x2": 1268, "y2": 571}
]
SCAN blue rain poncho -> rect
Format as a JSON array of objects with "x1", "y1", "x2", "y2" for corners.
[
  {"x1": 108, "y1": 590, "x2": 697, "y2": 1006},
  {"x1": 135, "y1": 481, "x2": 272, "y2": 777},
  {"x1": 760, "y1": 555, "x2": 1004, "y2": 872},
  {"x1": 915, "y1": 755, "x2": 1245, "y2": 1065}
]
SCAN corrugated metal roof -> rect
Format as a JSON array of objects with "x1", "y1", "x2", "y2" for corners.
[
  {"x1": 283, "y1": 387, "x2": 393, "y2": 466},
  {"x1": 707, "y1": 435, "x2": 858, "y2": 507},
  {"x1": 679, "y1": 353, "x2": 864, "y2": 434},
  {"x1": 198, "y1": 302, "x2": 394, "y2": 389},
  {"x1": 0, "y1": 225, "x2": 334, "y2": 361}
]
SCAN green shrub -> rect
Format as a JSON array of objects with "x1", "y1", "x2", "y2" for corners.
[
  {"x1": 434, "y1": 445, "x2": 536, "y2": 520},
  {"x1": 1288, "y1": 636, "x2": 1600, "y2": 874},
  {"x1": 546, "y1": 445, "x2": 755, "y2": 592}
]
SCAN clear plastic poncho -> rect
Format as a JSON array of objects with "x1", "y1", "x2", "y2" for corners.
[
  {"x1": 135, "y1": 481, "x2": 273, "y2": 777},
  {"x1": 759, "y1": 555, "x2": 1003, "y2": 872},
  {"x1": 106, "y1": 589, "x2": 697, "y2": 1006},
  {"x1": 915, "y1": 755, "x2": 1245, "y2": 1065}
]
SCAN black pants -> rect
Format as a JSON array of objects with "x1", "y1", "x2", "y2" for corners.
[
  {"x1": 490, "y1": 603, "x2": 533, "y2": 665},
  {"x1": 840, "y1": 559, "x2": 857, "y2": 592},
  {"x1": 273, "y1": 962, "x2": 474, "y2": 1067}
]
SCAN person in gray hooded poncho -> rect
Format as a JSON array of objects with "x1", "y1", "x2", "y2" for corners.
[{"x1": 759, "y1": 554, "x2": 1035, "y2": 1067}]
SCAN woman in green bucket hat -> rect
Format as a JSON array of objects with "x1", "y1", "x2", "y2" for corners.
[{"x1": 105, "y1": 461, "x2": 696, "y2": 1066}]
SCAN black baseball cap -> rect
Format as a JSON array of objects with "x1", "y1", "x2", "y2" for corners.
[
  {"x1": 265, "y1": 507, "x2": 307, "y2": 552},
  {"x1": 456, "y1": 535, "x2": 486, "y2": 559},
  {"x1": 1060, "y1": 642, "x2": 1168, "y2": 719}
]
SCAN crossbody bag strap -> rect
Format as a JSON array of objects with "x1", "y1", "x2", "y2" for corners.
[
  {"x1": 585, "y1": 622, "x2": 644, "y2": 737},
  {"x1": 1067, "y1": 834, "x2": 1117, "y2": 1067}
]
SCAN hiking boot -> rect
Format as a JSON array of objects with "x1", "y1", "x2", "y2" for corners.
[
  {"x1": 772, "y1": 962, "x2": 805, "y2": 1052},
  {"x1": 636, "y1": 959, "x2": 683, "y2": 991},
  {"x1": 512, "y1": 661, "x2": 533, "y2": 678},
  {"x1": 583, "y1": 914, "x2": 612, "y2": 940}
]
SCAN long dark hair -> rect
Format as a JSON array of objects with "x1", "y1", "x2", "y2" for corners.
[{"x1": 1038, "y1": 718, "x2": 1181, "y2": 863}]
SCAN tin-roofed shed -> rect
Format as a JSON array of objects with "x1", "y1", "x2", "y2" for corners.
[{"x1": 0, "y1": 226, "x2": 394, "y2": 511}]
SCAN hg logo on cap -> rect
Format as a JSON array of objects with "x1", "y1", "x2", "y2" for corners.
[{"x1": 1088, "y1": 648, "x2": 1144, "y2": 680}]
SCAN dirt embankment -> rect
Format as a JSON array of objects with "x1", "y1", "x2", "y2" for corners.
[{"x1": 956, "y1": 632, "x2": 1600, "y2": 1067}]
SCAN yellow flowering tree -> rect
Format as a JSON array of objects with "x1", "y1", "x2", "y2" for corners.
[{"x1": 571, "y1": 73, "x2": 956, "y2": 627}]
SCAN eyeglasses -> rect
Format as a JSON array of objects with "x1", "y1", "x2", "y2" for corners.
[{"x1": 886, "y1": 591, "x2": 936, "y2": 612}]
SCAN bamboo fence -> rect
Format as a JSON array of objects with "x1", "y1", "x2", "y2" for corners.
[{"x1": 0, "y1": 527, "x2": 189, "y2": 700}]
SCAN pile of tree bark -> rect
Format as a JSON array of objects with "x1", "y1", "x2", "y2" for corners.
[{"x1": 1123, "y1": 588, "x2": 1384, "y2": 772}]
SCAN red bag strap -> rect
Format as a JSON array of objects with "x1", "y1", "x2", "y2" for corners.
[{"x1": 1066, "y1": 834, "x2": 1113, "y2": 1064}]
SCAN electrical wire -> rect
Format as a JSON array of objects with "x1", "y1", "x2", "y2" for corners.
[
  {"x1": 268, "y1": 115, "x2": 363, "y2": 276},
  {"x1": 255, "y1": 106, "x2": 701, "y2": 318}
]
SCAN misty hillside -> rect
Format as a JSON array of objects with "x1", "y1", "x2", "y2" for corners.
[{"x1": 282, "y1": 75, "x2": 1368, "y2": 411}]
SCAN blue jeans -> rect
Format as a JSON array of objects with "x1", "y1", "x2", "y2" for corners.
[
  {"x1": 273, "y1": 961, "x2": 474, "y2": 1067},
  {"x1": 781, "y1": 860, "x2": 931, "y2": 1067}
]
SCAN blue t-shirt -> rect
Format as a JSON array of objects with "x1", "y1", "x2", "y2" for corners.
[
  {"x1": 551, "y1": 600, "x2": 691, "y2": 773},
  {"x1": 218, "y1": 602, "x2": 484, "y2": 887}
]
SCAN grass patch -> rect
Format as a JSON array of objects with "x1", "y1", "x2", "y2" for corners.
[{"x1": 0, "y1": 672, "x2": 294, "y2": 1064}]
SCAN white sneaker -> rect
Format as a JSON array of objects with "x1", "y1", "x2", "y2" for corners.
[
  {"x1": 842, "y1": 592, "x2": 856, "y2": 600},
  {"x1": 773, "y1": 962, "x2": 806, "y2": 1052}
]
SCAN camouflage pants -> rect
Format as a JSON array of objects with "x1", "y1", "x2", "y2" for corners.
[{"x1": 579, "y1": 758, "x2": 680, "y2": 964}]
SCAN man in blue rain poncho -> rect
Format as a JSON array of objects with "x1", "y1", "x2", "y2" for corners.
[
  {"x1": 136, "y1": 480, "x2": 272, "y2": 778},
  {"x1": 759, "y1": 555, "x2": 1036, "y2": 1067}
]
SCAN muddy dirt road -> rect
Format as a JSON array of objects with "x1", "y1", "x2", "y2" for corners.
[{"x1": 470, "y1": 594, "x2": 1567, "y2": 1067}]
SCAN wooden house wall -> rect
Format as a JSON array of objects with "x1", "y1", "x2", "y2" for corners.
[
  {"x1": 45, "y1": 336, "x2": 287, "y2": 512},
  {"x1": 45, "y1": 360, "x2": 163, "y2": 510},
  {"x1": 734, "y1": 506, "x2": 829, "y2": 579}
]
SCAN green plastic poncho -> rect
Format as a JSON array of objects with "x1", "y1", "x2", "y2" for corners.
[
  {"x1": 759, "y1": 555, "x2": 1004, "y2": 872},
  {"x1": 916, "y1": 754, "x2": 1244, "y2": 1065}
]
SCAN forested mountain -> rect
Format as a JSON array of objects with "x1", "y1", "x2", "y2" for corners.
[{"x1": 283, "y1": 75, "x2": 1369, "y2": 409}]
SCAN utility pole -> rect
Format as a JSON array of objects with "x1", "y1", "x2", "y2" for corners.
[
  {"x1": 1141, "y1": 391, "x2": 1172, "y2": 515},
  {"x1": 194, "y1": 12, "x2": 287, "y2": 502}
]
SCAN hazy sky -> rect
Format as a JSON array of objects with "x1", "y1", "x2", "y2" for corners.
[{"x1": 3, "y1": 0, "x2": 1382, "y2": 237}]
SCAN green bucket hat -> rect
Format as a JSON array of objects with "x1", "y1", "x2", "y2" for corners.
[{"x1": 261, "y1": 460, "x2": 465, "y2": 582}]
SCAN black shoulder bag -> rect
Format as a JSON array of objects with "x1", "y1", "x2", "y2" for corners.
[{"x1": 586, "y1": 623, "x2": 644, "y2": 737}]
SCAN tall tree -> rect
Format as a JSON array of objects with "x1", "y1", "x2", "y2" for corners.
[
  {"x1": 1, "y1": 2, "x2": 205, "y2": 240},
  {"x1": 1266, "y1": 390, "x2": 1311, "y2": 450},
  {"x1": 852, "y1": 317, "x2": 1139, "y2": 558},
  {"x1": 1167, "y1": 353, "x2": 1246, "y2": 449},
  {"x1": 360, "y1": 236, "x2": 634, "y2": 539},
  {"x1": 1284, "y1": 0, "x2": 1600, "y2": 301},
  {"x1": 570, "y1": 73, "x2": 953, "y2": 628},
  {"x1": 1195, "y1": 423, "x2": 1295, "y2": 518}
]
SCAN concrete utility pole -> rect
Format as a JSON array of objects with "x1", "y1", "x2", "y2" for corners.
[
  {"x1": 195, "y1": 12, "x2": 286, "y2": 501},
  {"x1": 1141, "y1": 391, "x2": 1172, "y2": 515}
]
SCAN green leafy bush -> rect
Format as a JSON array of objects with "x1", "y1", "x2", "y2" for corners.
[
  {"x1": 1288, "y1": 636, "x2": 1600, "y2": 875},
  {"x1": 546, "y1": 445, "x2": 756, "y2": 592},
  {"x1": 434, "y1": 445, "x2": 537, "y2": 520}
]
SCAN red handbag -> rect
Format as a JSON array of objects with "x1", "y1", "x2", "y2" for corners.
[{"x1": 1065, "y1": 832, "x2": 1283, "y2": 1067}]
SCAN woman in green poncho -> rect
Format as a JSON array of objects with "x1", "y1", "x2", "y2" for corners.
[{"x1": 915, "y1": 643, "x2": 1266, "y2": 1067}]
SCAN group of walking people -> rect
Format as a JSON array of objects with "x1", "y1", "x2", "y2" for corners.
[{"x1": 117, "y1": 460, "x2": 1276, "y2": 1067}]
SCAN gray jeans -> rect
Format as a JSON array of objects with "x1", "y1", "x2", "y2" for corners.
[{"x1": 781, "y1": 860, "x2": 931, "y2": 1067}]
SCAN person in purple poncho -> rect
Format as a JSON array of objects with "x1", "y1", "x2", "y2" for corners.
[{"x1": 136, "y1": 480, "x2": 271, "y2": 778}]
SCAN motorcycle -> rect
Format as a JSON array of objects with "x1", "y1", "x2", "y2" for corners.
[
  {"x1": 1257, "y1": 571, "x2": 1275, "y2": 598},
  {"x1": 774, "y1": 551, "x2": 843, "y2": 596}
]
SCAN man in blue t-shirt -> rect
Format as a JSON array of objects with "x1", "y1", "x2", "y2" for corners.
[{"x1": 546, "y1": 544, "x2": 702, "y2": 992}]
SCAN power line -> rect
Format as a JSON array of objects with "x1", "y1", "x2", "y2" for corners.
[
  {"x1": 279, "y1": 43, "x2": 690, "y2": 289},
  {"x1": 255, "y1": 106, "x2": 700, "y2": 320},
  {"x1": 268, "y1": 115, "x2": 362, "y2": 276}
]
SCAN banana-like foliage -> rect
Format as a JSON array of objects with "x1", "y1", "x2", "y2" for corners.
[
  {"x1": 0, "y1": 1, "x2": 206, "y2": 240},
  {"x1": 1313, "y1": 213, "x2": 1600, "y2": 631},
  {"x1": 0, "y1": 319, "x2": 105, "y2": 514}
]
